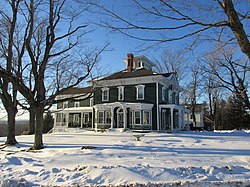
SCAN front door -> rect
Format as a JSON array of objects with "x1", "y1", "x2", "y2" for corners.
[{"x1": 117, "y1": 108, "x2": 124, "y2": 128}]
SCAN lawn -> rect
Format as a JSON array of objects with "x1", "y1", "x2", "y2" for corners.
[{"x1": 0, "y1": 130, "x2": 250, "y2": 186}]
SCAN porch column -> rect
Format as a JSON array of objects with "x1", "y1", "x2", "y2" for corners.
[
  {"x1": 178, "y1": 109, "x2": 183, "y2": 129},
  {"x1": 111, "y1": 108, "x2": 114, "y2": 129},
  {"x1": 95, "y1": 109, "x2": 98, "y2": 132},
  {"x1": 81, "y1": 112, "x2": 83, "y2": 128},
  {"x1": 170, "y1": 108, "x2": 174, "y2": 130},
  {"x1": 65, "y1": 112, "x2": 69, "y2": 128},
  {"x1": 123, "y1": 109, "x2": 127, "y2": 129}
]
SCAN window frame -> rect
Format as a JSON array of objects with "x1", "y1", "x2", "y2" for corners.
[
  {"x1": 98, "y1": 111, "x2": 104, "y2": 124},
  {"x1": 136, "y1": 85, "x2": 145, "y2": 100},
  {"x1": 143, "y1": 111, "x2": 151, "y2": 125},
  {"x1": 117, "y1": 86, "x2": 124, "y2": 101},
  {"x1": 162, "y1": 87, "x2": 166, "y2": 101},
  {"x1": 74, "y1": 101, "x2": 80, "y2": 108},
  {"x1": 83, "y1": 113, "x2": 89, "y2": 124},
  {"x1": 134, "y1": 110, "x2": 141, "y2": 125},
  {"x1": 168, "y1": 90, "x2": 173, "y2": 104},
  {"x1": 105, "y1": 111, "x2": 111, "y2": 124},
  {"x1": 63, "y1": 101, "x2": 68, "y2": 108},
  {"x1": 90, "y1": 98, "x2": 93, "y2": 107},
  {"x1": 102, "y1": 88, "x2": 109, "y2": 101}
]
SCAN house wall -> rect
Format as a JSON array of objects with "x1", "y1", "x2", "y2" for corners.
[
  {"x1": 94, "y1": 83, "x2": 158, "y2": 130},
  {"x1": 94, "y1": 83, "x2": 157, "y2": 104},
  {"x1": 184, "y1": 112, "x2": 204, "y2": 128},
  {"x1": 158, "y1": 84, "x2": 179, "y2": 105},
  {"x1": 57, "y1": 98, "x2": 91, "y2": 109}
]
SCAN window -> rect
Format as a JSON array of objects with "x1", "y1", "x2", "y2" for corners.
[
  {"x1": 118, "y1": 86, "x2": 124, "y2": 101},
  {"x1": 73, "y1": 114, "x2": 80, "y2": 123},
  {"x1": 134, "y1": 61, "x2": 142, "y2": 68},
  {"x1": 98, "y1": 111, "x2": 104, "y2": 124},
  {"x1": 129, "y1": 110, "x2": 133, "y2": 125},
  {"x1": 162, "y1": 87, "x2": 166, "y2": 101},
  {"x1": 90, "y1": 98, "x2": 93, "y2": 107},
  {"x1": 143, "y1": 111, "x2": 150, "y2": 125},
  {"x1": 136, "y1": 85, "x2": 145, "y2": 100},
  {"x1": 105, "y1": 111, "x2": 111, "y2": 124},
  {"x1": 63, "y1": 101, "x2": 68, "y2": 108},
  {"x1": 168, "y1": 90, "x2": 173, "y2": 103},
  {"x1": 102, "y1": 88, "x2": 109, "y2": 101},
  {"x1": 74, "y1": 101, "x2": 80, "y2": 108},
  {"x1": 134, "y1": 111, "x2": 141, "y2": 124},
  {"x1": 175, "y1": 94, "x2": 178, "y2": 104},
  {"x1": 84, "y1": 113, "x2": 89, "y2": 124}
]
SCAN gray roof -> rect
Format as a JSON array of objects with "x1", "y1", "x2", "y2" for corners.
[{"x1": 99, "y1": 68, "x2": 173, "y2": 81}]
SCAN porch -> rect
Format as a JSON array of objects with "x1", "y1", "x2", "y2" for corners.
[
  {"x1": 53, "y1": 107, "x2": 93, "y2": 131},
  {"x1": 93, "y1": 102, "x2": 154, "y2": 131},
  {"x1": 159, "y1": 104, "x2": 190, "y2": 131}
]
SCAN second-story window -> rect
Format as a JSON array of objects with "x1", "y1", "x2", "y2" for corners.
[
  {"x1": 118, "y1": 86, "x2": 124, "y2": 101},
  {"x1": 136, "y1": 85, "x2": 145, "y2": 100},
  {"x1": 74, "y1": 101, "x2": 80, "y2": 108},
  {"x1": 168, "y1": 90, "x2": 173, "y2": 104},
  {"x1": 162, "y1": 87, "x2": 166, "y2": 101},
  {"x1": 102, "y1": 88, "x2": 109, "y2": 101},
  {"x1": 63, "y1": 101, "x2": 68, "y2": 108}
]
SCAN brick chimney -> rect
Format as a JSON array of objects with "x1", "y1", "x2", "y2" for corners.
[{"x1": 127, "y1": 53, "x2": 134, "y2": 72}]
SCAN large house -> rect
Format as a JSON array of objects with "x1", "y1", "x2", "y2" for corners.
[{"x1": 53, "y1": 54, "x2": 190, "y2": 132}]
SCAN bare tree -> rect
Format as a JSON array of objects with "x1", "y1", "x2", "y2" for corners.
[
  {"x1": 0, "y1": 0, "x2": 24, "y2": 145},
  {"x1": 203, "y1": 46, "x2": 250, "y2": 110},
  {"x1": 91, "y1": 0, "x2": 250, "y2": 58},
  {"x1": 154, "y1": 48, "x2": 188, "y2": 83},
  {"x1": 0, "y1": 0, "x2": 106, "y2": 150}
]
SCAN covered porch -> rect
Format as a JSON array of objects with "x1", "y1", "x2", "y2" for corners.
[
  {"x1": 53, "y1": 107, "x2": 93, "y2": 131},
  {"x1": 93, "y1": 102, "x2": 154, "y2": 131},
  {"x1": 159, "y1": 104, "x2": 190, "y2": 131}
]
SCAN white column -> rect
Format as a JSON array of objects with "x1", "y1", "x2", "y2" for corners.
[
  {"x1": 111, "y1": 108, "x2": 114, "y2": 129},
  {"x1": 92, "y1": 108, "x2": 94, "y2": 129},
  {"x1": 123, "y1": 109, "x2": 127, "y2": 129},
  {"x1": 156, "y1": 82, "x2": 159, "y2": 130},
  {"x1": 95, "y1": 110, "x2": 98, "y2": 132},
  {"x1": 81, "y1": 112, "x2": 83, "y2": 128},
  {"x1": 178, "y1": 109, "x2": 182, "y2": 129},
  {"x1": 170, "y1": 108, "x2": 174, "y2": 130},
  {"x1": 66, "y1": 112, "x2": 69, "y2": 128}
]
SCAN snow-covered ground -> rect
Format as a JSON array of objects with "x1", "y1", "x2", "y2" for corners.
[{"x1": 0, "y1": 130, "x2": 250, "y2": 186}]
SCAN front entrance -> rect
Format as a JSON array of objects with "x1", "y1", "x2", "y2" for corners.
[{"x1": 117, "y1": 108, "x2": 124, "y2": 128}]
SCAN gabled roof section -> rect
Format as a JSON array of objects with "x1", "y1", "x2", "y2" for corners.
[{"x1": 99, "y1": 68, "x2": 159, "y2": 81}]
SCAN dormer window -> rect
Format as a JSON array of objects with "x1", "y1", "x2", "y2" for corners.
[
  {"x1": 136, "y1": 85, "x2": 145, "y2": 100},
  {"x1": 134, "y1": 61, "x2": 142, "y2": 68},
  {"x1": 118, "y1": 86, "x2": 124, "y2": 101},
  {"x1": 102, "y1": 87, "x2": 109, "y2": 101}
]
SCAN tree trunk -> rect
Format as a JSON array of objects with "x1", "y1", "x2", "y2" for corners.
[
  {"x1": 5, "y1": 107, "x2": 18, "y2": 145},
  {"x1": 223, "y1": 0, "x2": 250, "y2": 59},
  {"x1": 32, "y1": 107, "x2": 44, "y2": 150},
  {"x1": 29, "y1": 107, "x2": 35, "y2": 134}
]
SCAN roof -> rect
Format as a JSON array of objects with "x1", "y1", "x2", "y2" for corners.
[
  {"x1": 59, "y1": 86, "x2": 93, "y2": 95},
  {"x1": 99, "y1": 68, "x2": 173, "y2": 81}
]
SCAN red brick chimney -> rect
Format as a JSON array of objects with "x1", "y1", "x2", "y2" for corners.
[{"x1": 127, "y1": 53, "x2": 134, "y2": 72}]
